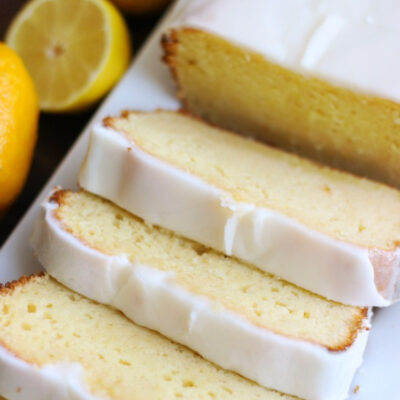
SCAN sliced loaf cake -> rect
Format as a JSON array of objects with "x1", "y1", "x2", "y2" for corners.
[
  {"x1": 32, "y1": 189, "x2": 370, "y2": 400},
  {"x1": 79, "y1": 110, "x2": 400, "y2": 307},
  {"x1": 163, "y1": 0, "x2": 400, "y2": 187},
  {"x1": 0, "y1": 274, "x2": 294, "y2": 400}
]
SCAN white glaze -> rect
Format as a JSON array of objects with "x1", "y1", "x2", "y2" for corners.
[
  {"x1": 168, "y1": 0, "x2": 400, "y2": 103},
  {"x1": 78, "y1": 124, "x2": 400, "y2": 307},
  {"x1": 0, "y1": 345, "x2": 106, "y2": 400},
  {"x1": 31, "y1": 189, "x2": 371, "y2": 400}
]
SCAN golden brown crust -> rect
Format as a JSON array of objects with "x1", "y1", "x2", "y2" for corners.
[
  {"x1": 102, "y1": 115, "x2": 116, "y2": 128},
  {"x1": 50, "y1": 189, "x2": 125, "y2": 258},
  {"x1": 187, "y1": 281, "x2": 368, "y2": 352},
  {"x1": 161, "y1": 29, "x2": 179, "y2": 80},
  {"x1": 161, "y1": 29, "x2": 188, "y2": 107},
  {"x1": 332, "y1": 307, "x2": 369, "y2": 352},
  {"x1": 49, "y1": 188, "x2": 69, "y2": 206},
  {"x1": 0, "y1": 273, "x2": 46, "y2": 297}
]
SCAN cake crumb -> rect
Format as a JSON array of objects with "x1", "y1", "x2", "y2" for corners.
[{"x1": 354, "y1": 385, "x2": 360, "y2": 394}]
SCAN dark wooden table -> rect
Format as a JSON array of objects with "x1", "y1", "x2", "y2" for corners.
[{"x1": 0, "y1": 0, "x2": 163, "y2": 246}]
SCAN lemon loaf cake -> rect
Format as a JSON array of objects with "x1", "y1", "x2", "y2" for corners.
[
  {"x1": 0, "y1": 274, "x2": 296, "y2": 400},
  {"x1": 31, "y1": 188, "x2": 370, "y2": 400},
  {"x1": 162, "y1": 0, "x2": 400, "y2": 187},
  {"x1": 79, "y1": 110, "x2": 400, "y2": 307}
]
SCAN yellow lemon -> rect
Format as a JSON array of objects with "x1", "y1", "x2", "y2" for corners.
[
  {"x1": 111, "y1": 0, "x2": 171, "y2": 14},
  {"x1": 6, "y1": 0, "x2": 131, "y2": 112},
  {"x1": 0, "y1": 43, "x2": 39, "y2": 215}
]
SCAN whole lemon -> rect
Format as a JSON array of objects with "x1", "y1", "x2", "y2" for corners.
[
  {"x1": 111, "y1": 0, "x2": 171, "y2": 13},
  {"x1": 0, "y1": 43, "x2": 39, "y2": 215}
]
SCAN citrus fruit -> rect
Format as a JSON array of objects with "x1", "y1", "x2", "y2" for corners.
[
  {"x1": 6, "y1": 0, "x2": 131, "y2": 112},
  {"x1": 111, "y1": 0, "x2": 171, "y2": 14},
  {"x1": 0, "y1": 43, "x2": 39, "y2": 215}
]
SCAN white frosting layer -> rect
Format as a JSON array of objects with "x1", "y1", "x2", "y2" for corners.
[
  {"x1": 78, "y1": 124, "x2": 400, "y2": 307},
  {"x1": 0, "y1": 345, "x2": 106, "y2": 400},
  {"x1": 31, "y1": 189, "x2": 371, "y2": 400},
  {"x1": 169, "y1": 0, "x2": 400, "y2": 103}
]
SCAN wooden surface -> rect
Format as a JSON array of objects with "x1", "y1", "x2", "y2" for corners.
[{"x1": 0, "y1": 0, "x2": 162, "y2": 246}]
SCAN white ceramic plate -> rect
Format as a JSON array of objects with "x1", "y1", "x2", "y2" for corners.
[{"x1": 0, "y1": 3, "x2": 398, "y2": 399}]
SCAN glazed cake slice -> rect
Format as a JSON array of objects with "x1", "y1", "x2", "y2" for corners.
[
  {"x1": 79, "y1": 110, "x2": 400, "y2": 307},
  {"x1": 32, "y1": 189, "x2": 370, "y2": 400},
  {"x1": 0, "y1": 274, "x2": 295, "y2": 400},
  {"x1": 163, "y1": 0, "x2": 400, "y2": 188}
]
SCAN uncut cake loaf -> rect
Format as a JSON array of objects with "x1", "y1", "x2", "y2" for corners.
[
  {"x1": 31, "y1": 188, "x2": 370, "y2": 400},
  {"x1": 163, "y1": 0, "x2": 400, "y2": 187},
  {"x1": 79, "y1": 110, "x2": 400, "y2": 307},
  {"x1": 0, "y1": 274, "x2": 295, "y2": 400}
]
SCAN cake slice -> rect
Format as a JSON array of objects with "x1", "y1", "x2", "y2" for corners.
[
  {"x1": 162, "y1": 0, "x2": 400, "y2": 188},
  {"x1": 0, "y1": 274, "x2": 294, "y2": 400},
  {"x1": 79, "y1": 110, "x2": 400, "y2": 307},
  {"x1": 32, "y1": 188, "x2": 370, "y2": 400}
]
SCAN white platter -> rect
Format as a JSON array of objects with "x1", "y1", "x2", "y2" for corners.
[{"x1": 0, "y1": 3, "x2": 398, "y2": 399}]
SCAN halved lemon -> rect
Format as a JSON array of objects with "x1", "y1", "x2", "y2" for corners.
[{"x1": 6, "y1": 0, "x2": 131, "y2": 112}]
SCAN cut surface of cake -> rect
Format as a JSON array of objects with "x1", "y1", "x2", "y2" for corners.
[
  {"x1": 79, "y1": 110, "x2": 400, "y2": 307},
  {"x1": 32, "y1": 189, "x2": 370, "y2": 400},
  {"x1": 162, "y1": 0, "x2": 400, "y2": 187},
  {"x1": 0, "y1": 274, "x2": 296, "y2": 400}
]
